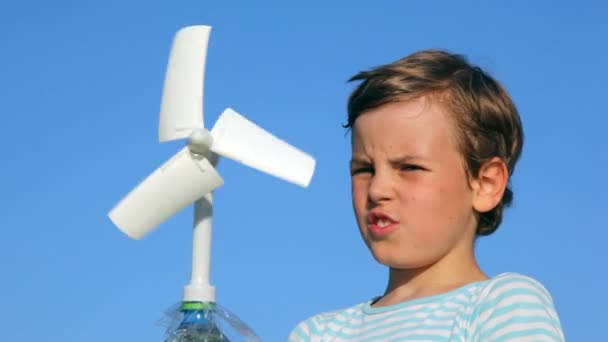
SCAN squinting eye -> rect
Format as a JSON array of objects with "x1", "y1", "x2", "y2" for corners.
[
  {"x1": 400, "y1": 164, "x2": 423, "y2": 171},
  {"x1": 351, "y1": 167, "x2": 374, "y2": 175}
]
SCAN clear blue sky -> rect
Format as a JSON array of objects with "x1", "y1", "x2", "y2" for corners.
[{"x1": 1, "y1": 1, "x2": 605, "y2": 340}]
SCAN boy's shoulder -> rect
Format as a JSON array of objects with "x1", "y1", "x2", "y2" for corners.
[
  {"x1": 288, "y1": 273, "x2": 563, "y2": 341},
  {"x1": 476, "y1": 271, "x2": 556, "y2": 300},
  {"x1": 468, "y1": 272, "x2": 564, "y2": 341},
  {"x1": 471, "y1": 272, "x2": 561, "y2": 318}
]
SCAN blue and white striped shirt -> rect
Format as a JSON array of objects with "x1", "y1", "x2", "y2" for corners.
[{"x1": 288, "y1": 273, "x2": 564, "y2": 341}]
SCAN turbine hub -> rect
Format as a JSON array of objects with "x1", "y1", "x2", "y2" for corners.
[{"x1": 188, "y1": 129, "x2": 214, "y2": 155}]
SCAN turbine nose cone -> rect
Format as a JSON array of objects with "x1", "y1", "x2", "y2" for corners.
[{"x1": 188, "y1": 129, "x2": 214, "y2": 155}]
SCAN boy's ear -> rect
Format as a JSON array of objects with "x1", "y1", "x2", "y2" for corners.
[{"x1": 471, "y1": 157, "x2": 509, "y2": 213}]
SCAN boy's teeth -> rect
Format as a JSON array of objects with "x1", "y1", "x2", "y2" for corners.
[{"x1": 377, "y1": 219, "x2": 390, "y2": 227}]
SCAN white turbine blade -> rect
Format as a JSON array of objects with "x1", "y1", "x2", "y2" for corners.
[
  {"x1": 108, "y1": 147, "x2": 224, "y2": 239},
  {"x1": 210, "y1": 108, "x2": 316, "y2": 188},
  {"x1": 159, "y1": 25, "x2": 211, "y2": 142}
]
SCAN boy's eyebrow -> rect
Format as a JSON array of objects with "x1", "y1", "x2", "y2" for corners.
[
  {"x1": 350, "y1": 156, "x2": 375, "y2": 167},
  {"x1": 388, "y1": 155, "x2": 427, "y2": 164},
  {"x1": 350, "y1": 157, "x2": 369, "y2": 165},
  {"x1": 349, "y1": 155, "x2": 427, "y2": 166}
]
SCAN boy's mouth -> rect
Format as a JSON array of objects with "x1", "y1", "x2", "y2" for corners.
[{"x1": 367, "y1": 211, "x2": 398, "y2": 235}]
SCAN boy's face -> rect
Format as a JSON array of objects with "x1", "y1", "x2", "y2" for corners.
[{"x1": 350, "y1": 97, "x2": 478, "y2": 270}]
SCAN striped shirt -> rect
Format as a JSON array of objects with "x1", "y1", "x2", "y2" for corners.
[{"x1": 288, "y1": 273, "x2": 564, "y2": 341}]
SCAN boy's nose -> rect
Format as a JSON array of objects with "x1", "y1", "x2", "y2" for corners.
[{"x1": 367, "y1": 171, "x2": 394, "y2": 205}]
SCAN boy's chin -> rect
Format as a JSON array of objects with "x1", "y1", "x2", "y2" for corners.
[{"x1": 369, "y1": 245, "x2": 435, "y2": 270}]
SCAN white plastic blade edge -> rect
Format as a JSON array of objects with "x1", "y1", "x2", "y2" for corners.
[
  {"x1": 210, "y1": 108, "x2": 316, "y2": 187},
  {"x1": 108, "y1": 146, "x2": 224, "y2": 239},
  {"x1": 159, "y1": 25, "x2": 211, "y2": 142}
]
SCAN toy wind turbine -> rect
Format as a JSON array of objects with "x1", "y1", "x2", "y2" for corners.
[{"x1": 108, "y1": 25, "x2": 315, "y2": 341}]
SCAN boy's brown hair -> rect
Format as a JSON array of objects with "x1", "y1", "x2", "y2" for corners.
[{"x1": 345, "y1": 49, "x2": 524, "y2": 236}]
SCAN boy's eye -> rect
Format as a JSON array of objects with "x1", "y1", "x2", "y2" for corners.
[
  {"x1": 400, "y1": 164, "x2": 423, "y2": 171},
  {"x1": 351, "y1": 167, "x2": 374, "y2": 175}
]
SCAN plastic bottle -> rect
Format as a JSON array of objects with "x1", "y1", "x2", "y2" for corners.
[{"x1": 165, "y1": 302, "x2": 230, "y2": 342}]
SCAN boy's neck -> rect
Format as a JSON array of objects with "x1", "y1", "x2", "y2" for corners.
[{"x1": 373, "y1": 248, "x2": 487, "y2": 307}]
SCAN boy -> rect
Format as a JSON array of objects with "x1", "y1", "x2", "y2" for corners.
[{"x1": 288, "y1": 50, "x2": 564, "y2": 341}]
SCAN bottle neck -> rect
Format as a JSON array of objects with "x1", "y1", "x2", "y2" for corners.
[
  {"x1": 179, "y1": 301, "x2": 215, "y2": 327},
  {"x1": 173, "y1": 301, "x2": 231, "y2": 342}
]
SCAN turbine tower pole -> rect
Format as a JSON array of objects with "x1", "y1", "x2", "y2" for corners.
[{"x1": 184, "y1": 193, "x2": 215, "y2": 303}]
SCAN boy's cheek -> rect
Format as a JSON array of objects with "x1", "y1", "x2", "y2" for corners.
[{"x1": 351, "y1": 187, "x2": 369, "y2": 211}]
